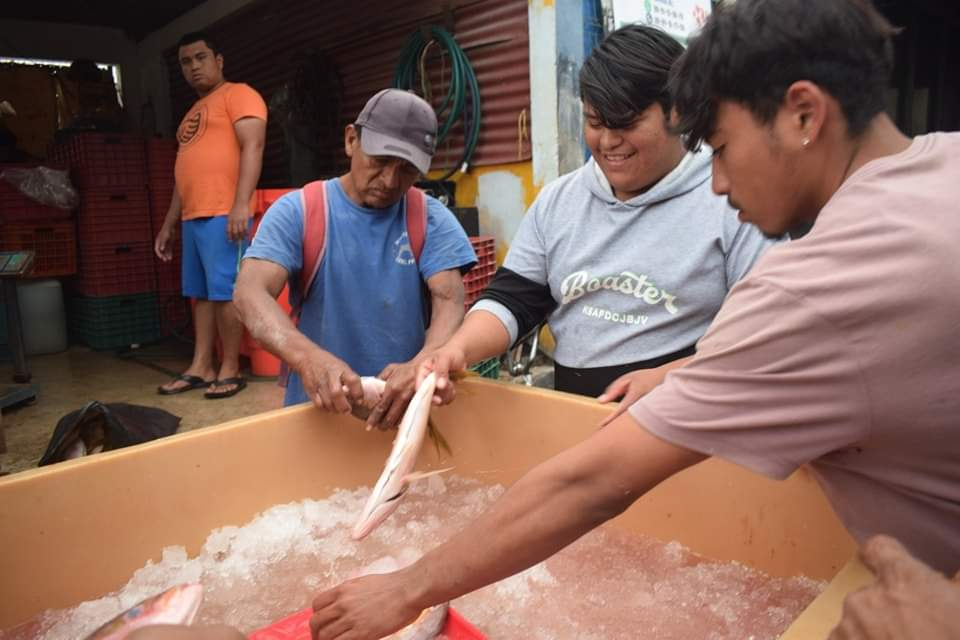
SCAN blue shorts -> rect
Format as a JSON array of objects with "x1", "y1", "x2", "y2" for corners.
[{"x1": 181, "y1": 216, "x2": 249, "y2": 301}]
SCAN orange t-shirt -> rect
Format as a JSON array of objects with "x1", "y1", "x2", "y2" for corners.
[{"x1": 175, "y1": 81, "x2": 267, "y2": 220}]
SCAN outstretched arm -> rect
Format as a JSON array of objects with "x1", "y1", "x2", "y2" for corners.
[{"x1": 310, "y1": 413, "x2": 706, "y2": 639}]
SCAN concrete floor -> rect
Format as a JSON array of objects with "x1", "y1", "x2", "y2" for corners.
[{"x1": 0, "y1": 339, "x2": 284, "y2": 475}]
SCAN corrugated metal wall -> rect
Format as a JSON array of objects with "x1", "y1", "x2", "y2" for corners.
[{"x1": 166, "y1": 0, "x2": 531, "y2": 187}]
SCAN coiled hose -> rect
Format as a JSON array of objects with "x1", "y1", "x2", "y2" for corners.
[{"x1": 393, "y1": 26, "x2": 481, "y2": 180}]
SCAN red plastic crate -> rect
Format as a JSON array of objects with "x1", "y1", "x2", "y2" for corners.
[
  {"x1": 469, "y1": 236, "x2": 496, "y2": 264},
  {"x1": 464, "y1": 273, "x2": 494, "y2": 294},
  {"x1": 78, "y1": 218, "x2": 153, "y2": 245},
  {"x1": 256, "y1": 188, "x2": 295, "y2": 215},
  {"x1": 0, "y1": 163, "x2": 75, "y2": 223},
  {"x1": 77, "y1": 189, "x2": 151, "y2": 244},
  {"x1": 463, "y1": 262, "x2": 496, "y2": 284},
  {"x1": 158, "y1": 292, "x2": 190, "y2": 337},
  {"x1": 0, "y1": 221, "x2": 77, "y2": 277},
  {"x1": 469, "y1": 235, "x2": 495, "y2": 250},
  {"x1": 155, "y1": 256, "x2": 182, "y2": 293},
  {"x1": 247, "y1": 605, "x2": 485, "y2": 640},
  {"x1": 74, "y1": 240, "x2": 156, "y2": 296},
  {"x1": 51, "y1": 133, "x2": 147, "y2": 189},
  {"x1": 146, "y1": 137, "x2": 177, "y2": 161},
  {"x1": 79, "y1": 188, "x2": 150, "y2": 213}
]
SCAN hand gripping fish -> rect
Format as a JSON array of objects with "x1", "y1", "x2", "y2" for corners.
[
  {"x1": 357, "y1": 376, "x2": 451, "y2": 455},
  {"x1": 352, "y1": 372, "x2": 451, "y2": 540},
  {"x1": 85, "y1": 583, "x2": 203, "y2": 639},
  {"x1": 356, "y1": 556, "x2": 449, "y2": 640}
]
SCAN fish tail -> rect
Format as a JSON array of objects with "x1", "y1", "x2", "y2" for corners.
[{"x1": 427, "y1": 418, "x2": 452, "y2": 457}]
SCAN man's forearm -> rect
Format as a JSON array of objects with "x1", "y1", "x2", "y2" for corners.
[
  {"x1": 235, "y1": 286, "x2": 320, "y2": 371},
  {"x1": 232, "y1": 145, "x2": 263, "y2": 209},
  {"x1": 448, "y1": 310, "x2": 512, "y2": 365},
  {"x1": 405, "y1": 442, "x2": 635, "y2": 608},
  {"x1": 163, "y1": 189, "x2": 182, "y2": 229},
  {"x1": 416, "y1": 298, "x2": 464, "y2": 360}
]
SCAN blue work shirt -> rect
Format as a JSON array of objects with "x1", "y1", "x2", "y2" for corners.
[{"x1": 245, "y1": 178, "x2": 477, "y2": 406}]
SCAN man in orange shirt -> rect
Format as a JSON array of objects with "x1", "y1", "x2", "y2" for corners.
[{"x1": 154, "y1": 32, "x2": 266, "y2": 399}]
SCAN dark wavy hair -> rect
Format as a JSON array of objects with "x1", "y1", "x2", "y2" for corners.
[
  {"x1": 671, "y1": 0, "x2": 898, "y2": 151},
  {"x1": 579, "y1": 24, "x2": 685, "y2": 129}
]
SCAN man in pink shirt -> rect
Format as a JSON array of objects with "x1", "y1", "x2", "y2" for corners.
[{"x1": 308, "y1": 1, "x2": 960, "y2": 638}]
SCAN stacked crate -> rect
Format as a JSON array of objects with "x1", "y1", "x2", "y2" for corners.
[
  {"x1": 0, "y1": 162, "x2": 78, "y2": 359},
  {"x1": 146, "y1": 138, "x2": 189, "y2": 336},
  {"x1": 0, "y1": 162, "x2": 78, "y2": 278},
  {"x1": 464, "y1": 236, "x2": 496, "y2": 308},
  {"x1": 464, "y1": 236, "x2": 500, "y2": 379},
  {"x1": 50, "y1": 133, "x2": 160, "y2": 349}
]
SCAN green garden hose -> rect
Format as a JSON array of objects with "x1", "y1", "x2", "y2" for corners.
[{"x1": 393, "y1": 26, "x2": 482, "y2": 180}]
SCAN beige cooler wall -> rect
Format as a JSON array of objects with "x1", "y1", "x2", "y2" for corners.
[{"x1": 0, "y1": 378, "x2": 856, "y2": 627}]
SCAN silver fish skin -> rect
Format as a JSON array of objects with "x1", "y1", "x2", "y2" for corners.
[
  {"x1": 385, "y1": 603, "x2": 449, "y2": 640},
  {"x1": 352, "y1": 372, "x2": 439, "y2": 539}
]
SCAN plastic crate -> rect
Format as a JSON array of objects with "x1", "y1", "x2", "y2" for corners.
[
  {"x1": 470, "y1": 356, "x2": 501, "y2": 379},
  {"x1": 155, "y1": 256, "x2": 182, "y2": 294},
  {"x1": 51, "y1": 133, "x2": 147, "y2": 189},
  {"x1": 469, "y1": 236, "x2": 495, "y2": 262},
  {"x1": 68, "y1": 292, "x2": 160, "y2": 350},
  {"x1": 157, "y1": 292, "x2": 190, "y2": 337},
  {"x1": 74, "y1": 240, "x2": 156, "y2": 296},
  {"x1": 256, "y1": 188, "x2": 295, "y2": 214},
  {"x1": 78, "y1": 188, "x2": 150, "y2": 214},
  {"x1": 0, "y1": 222, "x2": 77, "y2": 277},
  {"x1": 0, "y1": 163, "x2": 75, "y2": 223},
  {"x1": 77, "y1": 189, "x2": 152, "y2": 244},
  {"x1": 463, "y1": 262, "x2": 496, "y2": 285},
  {"x1": 146, "y1": 138, "x2": 177, "y2": 165},
  {"x1": 248, "y1": 605, "x2": 486, "y2": 640},
  {"x1": 464, "y1": 274, "x2": 494, "y2": 297},
  {"x1": 77, "y1": 216, "x2": 153, "y2": 245}
]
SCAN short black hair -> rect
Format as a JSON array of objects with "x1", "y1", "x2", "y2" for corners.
[
  {"x1": 177, "y1": 31, "x2": 219, "y2": 56},
  {"x1": 671, "y1": 0, "x2": 898, "y2": 151},
  {"x1": 579, "y1": 24, "x2": 684, "y2": 129}
]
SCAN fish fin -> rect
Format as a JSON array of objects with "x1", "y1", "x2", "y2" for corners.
[
  {"x1": 427, "y1": 418, "x2": 452, "y2": 457},
  {"x1": 403, "y1": 467, "x2": 455, "y2": 483}
]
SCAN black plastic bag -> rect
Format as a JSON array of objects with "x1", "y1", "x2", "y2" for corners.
[{"x1": 38, "y1": 401, "x2": 181, "y2": 466}]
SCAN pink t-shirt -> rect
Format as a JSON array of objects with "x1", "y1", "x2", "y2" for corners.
[{"x1": 631, "y1": 133, "x2": 960, "y2": 574}]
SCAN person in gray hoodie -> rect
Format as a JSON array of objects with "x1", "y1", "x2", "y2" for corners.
[{"x1": 400, "y1": 24, "x2": 779, "y2": 418}]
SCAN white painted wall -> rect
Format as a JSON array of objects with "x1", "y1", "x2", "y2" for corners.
[
  {"x1": 528, "y1": 0, "x2": 560, "y2": 189},
  {"x1": 475, "y1": 170, "x2": 528, "y2": 251}
]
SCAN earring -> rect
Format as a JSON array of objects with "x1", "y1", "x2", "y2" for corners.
[{"x1": 802, "y1": 138, "x2": 811, "y2": 148}]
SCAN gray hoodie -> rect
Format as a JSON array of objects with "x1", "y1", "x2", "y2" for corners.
[{"x1": 473, "y1": 150, "x2": 781, "y2": 368}]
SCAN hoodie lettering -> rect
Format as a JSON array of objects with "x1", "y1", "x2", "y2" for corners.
[{"x1": 560, "y1": 270, "x2": 679, "y2": 314}]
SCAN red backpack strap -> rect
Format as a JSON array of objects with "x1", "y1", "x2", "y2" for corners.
[
  {"x1": 278, "y1": 179, "x2": 327, "y2": 389},
  {"x1": 299, "y1": 179, "x2": 330, "y2": 302},
  {"x1": 405, "y1": 187, "x2": 427, "y2": 264}
]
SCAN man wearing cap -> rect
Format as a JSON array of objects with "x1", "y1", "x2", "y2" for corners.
[{"x1": 234, "y1": 89, "x2": 476, "y2": 429}]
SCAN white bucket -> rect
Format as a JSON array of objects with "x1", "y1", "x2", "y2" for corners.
[{"x1": 17, "y1": 278, "x2": 68, "y2": 355}]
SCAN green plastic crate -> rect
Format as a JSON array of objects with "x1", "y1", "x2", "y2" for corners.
[
  {"x1": 469, "y1": 356, "x2": 501, "y2": 380},
  {"x1": 69, "y1": 292, "x2": 160, "y2": 350}
]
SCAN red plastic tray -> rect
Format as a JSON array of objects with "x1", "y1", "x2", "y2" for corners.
[
  {"x1": 247, "y1": 605, "x2": 485, "y2": 640},
  {"x1": 0, "y1": 221, "x2": 77, "y2": 277}
]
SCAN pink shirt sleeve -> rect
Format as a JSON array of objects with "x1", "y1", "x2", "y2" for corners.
[{"x1": 630, "y1": 277, "x2": 871, "y2": 480}]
